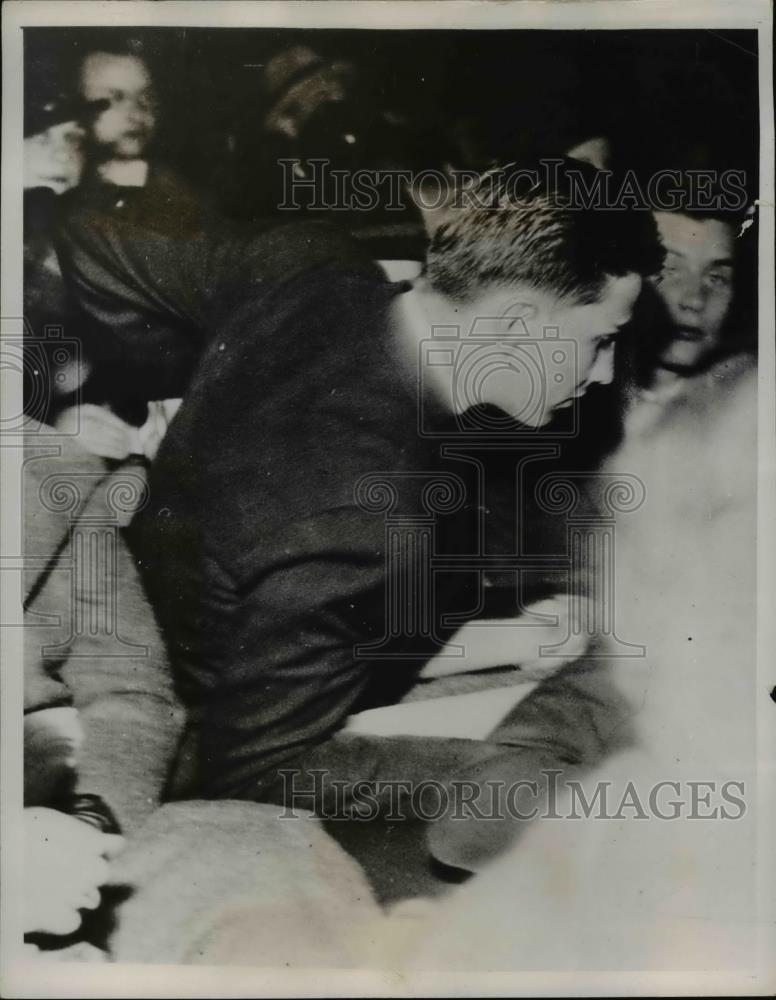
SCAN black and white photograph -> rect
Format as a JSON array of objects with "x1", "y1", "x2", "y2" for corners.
[{"x1": 1, "y1": 1, "x2": 774, "y2": 995}]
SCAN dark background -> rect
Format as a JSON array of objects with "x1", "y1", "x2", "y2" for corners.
[{"x1": 26, "y1": 27, "x2": 760, "y2": 206}]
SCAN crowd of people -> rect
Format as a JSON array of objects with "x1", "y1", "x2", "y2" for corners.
[{"x1": 19, "y1": 30, "x2": 760, "y2": 969}]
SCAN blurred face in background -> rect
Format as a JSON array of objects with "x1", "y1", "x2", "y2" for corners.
[
  {"x1": 262, "y1": 45, "x2": 355, "y2": 144},
  {"x1": 80, "y1": 51, "x2": 157, "y2": 160},
  {"x1": 24, "y1": 120, "x2": 85, "y2": 194},
  {"x1": 651, "y1": 211, "x2": 735, "y2": 370},
  {"x1": 264, "y1": 67, "x2": 352, "y2": 142}
]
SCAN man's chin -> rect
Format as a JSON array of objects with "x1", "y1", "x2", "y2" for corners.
[
  {"x1": 113, "y1": 141, "x2": 147, "y2": 160},
  {"x1": 506, "y1": 410, "x2": 551, "y2": 430},
  {"x1": 31, "y1": 176, "x2": 75, "y2": 195},
  {"x1": 660, "y1": 344, "x2": 711, "y2": 371}
]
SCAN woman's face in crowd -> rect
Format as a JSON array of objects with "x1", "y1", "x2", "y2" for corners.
[
  {"x1": 80, "y1": 52, "x2": 157, "y2": 160},
  {"x1": 651, "y1": 211, "x2": 735, "y2": 370},
  {"x1": 24, "y1": 120, "x2": 85, "y2": 194}
]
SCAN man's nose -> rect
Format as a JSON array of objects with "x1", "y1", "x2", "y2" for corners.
[
  {"x1": 127, "y1": 101, "x2": 152, "y2": 126},
  {"x1": 678, "y1": 274, "x2": 705, "y2": 313},
  {"x1": 587, "y1": 346, "x2": 615, "y2": 387}
]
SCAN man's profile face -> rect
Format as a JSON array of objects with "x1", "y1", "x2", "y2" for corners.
[
  {"x1": 651, "y1": 211, "x2": 735, "y2": 370},
  {"x1": 80, "y1": 52, "x2": 157, "y2": 160},
  {"x1": 453, "y1": 274, "x2": 641, "y2": 427}
]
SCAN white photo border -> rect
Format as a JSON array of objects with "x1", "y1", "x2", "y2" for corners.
[{"x1": 2, "y1": 2, "x2": 774, "y2": 996}]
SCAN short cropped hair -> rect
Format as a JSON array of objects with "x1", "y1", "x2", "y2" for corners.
[{"x1": 425, "y1": 157, "x2": 664, "y2": 304}]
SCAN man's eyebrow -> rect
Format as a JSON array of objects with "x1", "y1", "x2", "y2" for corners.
[{"x1": 661, "y1": 245, "x2": 734, "y2": 269}]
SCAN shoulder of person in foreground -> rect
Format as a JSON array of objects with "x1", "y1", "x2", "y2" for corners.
[
  {"x1": 613, "y1": 351, "x2": 757, "y2": 521},
  {"x1": 392, "y1": 364, "x2": 761, "y2": 974}
]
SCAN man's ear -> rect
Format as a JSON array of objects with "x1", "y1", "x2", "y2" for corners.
[{"x1": 500, "y1": 299, "x2": 539, "y2": 330}]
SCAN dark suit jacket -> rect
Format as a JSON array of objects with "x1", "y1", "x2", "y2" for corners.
[
  {"x1": 127, "y1": 253, "x2": 635, "y2": 806},
  {"x1": 128, "y1": 263, "x2": 481, "y2": 799},
  {"x1": 55, "y1": 170, "x2": 373, "y2": 418}
]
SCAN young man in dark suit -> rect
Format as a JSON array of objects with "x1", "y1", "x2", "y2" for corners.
[{"x1": 61, "y1": 159, "x2": 663, "y2": 869}]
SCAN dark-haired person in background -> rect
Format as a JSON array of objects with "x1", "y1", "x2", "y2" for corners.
[
  {"x1": 54, "y1": 37, "x2": 391, "y2": 457},
  {"x1": 22, "y1": 48, "x2": 163, "y2": 462},
  {"x1": 23, "y1": 75, "x2": 162, "y2": 464},
  {"x1": 651, "y1": 210, "x2": 739, "y2": 370},
  {"x1": 124, "y1": 160, "x2": 663, "y2": 871},
  {"x1": 230, "y1": 43, "x2": 454, "y2": 260},
  {"x1": 49, "y1": 37, "x2": 225, "y2": 449},
  {"x1": 553, "y1": 190, "x2": 756, "y2": 470},
  {"x1": 78, "y1": 44, "x2": 158, "y2": 187},
  {"x1": 643, "y1": 206, "x2": 754, "y2": 375},
  {"x1": 618, "y1": 198, "x2": 757, "y2": 445}
]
